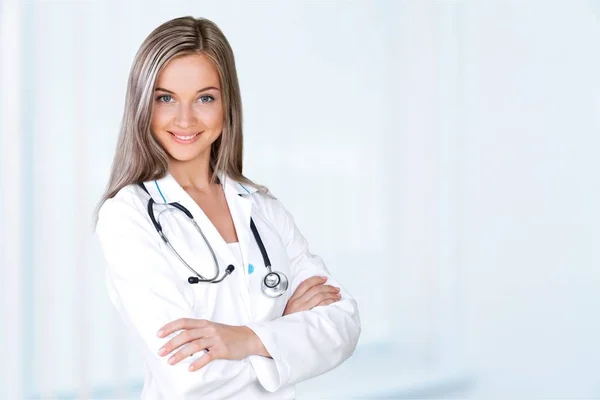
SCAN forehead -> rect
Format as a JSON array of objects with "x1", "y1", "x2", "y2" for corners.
[{"x1": 156, "y1": 53, "x2": 220, "y2": 89}]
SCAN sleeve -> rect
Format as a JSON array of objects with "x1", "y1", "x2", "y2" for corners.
[
  {"x1": 96, "y1": 194, "x2": 253, "y2": 399},
  {"x1": 245, "y1": 195, "x2": 362, "y2": 392}
]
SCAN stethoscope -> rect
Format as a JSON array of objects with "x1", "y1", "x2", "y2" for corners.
[{"x1": 138, "y1": 182, "x2": 288, "y2": 298}]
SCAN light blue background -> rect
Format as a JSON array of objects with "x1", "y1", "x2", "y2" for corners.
[{"x1": 1, "y1": 1, "x2": 599, "y2": 399}]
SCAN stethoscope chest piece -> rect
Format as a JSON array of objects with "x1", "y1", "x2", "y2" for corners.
[{"x1": 262, "y1": 271, "x2": 289, "y2": 298}]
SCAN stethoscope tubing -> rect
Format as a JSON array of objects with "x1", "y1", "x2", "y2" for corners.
[{"x1": 137, "y1": 182, "x2": 282, "y2": 291}]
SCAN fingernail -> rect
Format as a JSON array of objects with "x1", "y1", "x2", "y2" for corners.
[
  {"x1": 158, "y1": 347, "x2": 166, "y2": 356},
  {"x1": 189, "y1": 365, "x2": 195, "y2": 371},
  {"x1": 168, "y1": 356, "x2": 176, "y2": 365},
  {"x1": 335, "y1": 287, "x2": 341, "y2": 292},
  {"x1": 336, "y1": 294, "x2": 342, "y2": 299},
  {"x1": 157, "y1": 329, "x2": 164, "y2": 337}
]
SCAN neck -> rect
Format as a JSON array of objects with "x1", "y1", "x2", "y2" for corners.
[{"x1": 168, "y1": 151, "x2": 218, "y2": 193}]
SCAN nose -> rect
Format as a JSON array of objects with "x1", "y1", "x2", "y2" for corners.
[{"x1": 174, "y1": 103, "x2": 197, "y2": 129}]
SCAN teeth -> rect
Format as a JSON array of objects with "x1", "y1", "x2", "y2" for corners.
[{"x1": 173, "y1": 133, "x2": 198, "y2": 140}]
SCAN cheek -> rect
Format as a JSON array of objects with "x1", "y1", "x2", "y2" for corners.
[
  {"x1": 201, "y1": 105, "x2": 224, "y2": 130},
  {"x1": 149, "y1": 104, "x2": 223, "y2": 132},
  {"x1": 151, "y1": 108, "x2": 170, "y2": 130},
  {"x1": 150, "y1": 113, "x2": 172, "y2": 150}
]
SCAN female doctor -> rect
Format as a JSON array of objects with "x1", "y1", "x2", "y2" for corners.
[{"x1": 95, "y1": 16, "x2": 361, "y2": 399}]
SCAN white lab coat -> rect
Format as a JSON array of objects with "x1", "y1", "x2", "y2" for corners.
[{"x1": 95, "y1": 172, "x2": 361, "y2": 400}]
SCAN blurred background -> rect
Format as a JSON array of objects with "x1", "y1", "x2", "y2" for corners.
[{"x1": 1, "y1": 0, "x2": 599, "y2": 398}]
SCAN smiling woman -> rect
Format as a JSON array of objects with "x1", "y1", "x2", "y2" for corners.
[
  {"x1": 151, "y1": 54, "x2": 223, "y2": 159},
  {"x1": 93, "y1": 15, "x2": 361, "y2": 400},
  {"x1": 1, "y1": 2, "x2": 479, "y2": 399}
]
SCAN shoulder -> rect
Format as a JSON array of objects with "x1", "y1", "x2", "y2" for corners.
[
  {"x1": 96, "y1": 183, "x2": 150, "y2": 234},
  {"x1": 246, "y1": 185, "x2": 284, "y2": 214},
  {"x1": 245, "y1": 186, "x2": 297, "y2": 238}
]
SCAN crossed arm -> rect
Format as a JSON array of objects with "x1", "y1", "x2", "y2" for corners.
[
  {"x1": 98, "y1": 194, "x2": 360, "y2": 395},
  {"x1": 154, "y1": 275, "x2": 342, "y2": 371}
]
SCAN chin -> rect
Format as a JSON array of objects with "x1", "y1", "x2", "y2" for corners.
[
  {"x1": 158, "y1": 136, "x2": 214, "y2": 163},
  {"x1": 165, "y1": 147, "x2": 209, "y2": 163}
]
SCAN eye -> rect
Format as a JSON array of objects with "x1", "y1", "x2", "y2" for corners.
[
  {"x1": 156, "y1": 94, "x2": 173, "y2": 103},
  {"x1": 198, "y1": 95, "x2": 215, "y2": 103}
]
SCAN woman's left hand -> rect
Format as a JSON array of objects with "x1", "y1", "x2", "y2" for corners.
[{"x1": 156, "y1": 318, "x2": 257, "y2": 371}]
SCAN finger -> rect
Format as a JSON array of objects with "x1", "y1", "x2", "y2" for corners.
[
  {"x1": 315, "y1": 298, "x2": 337, "y2": 308},
  {"x1": 286, "y1": 285, "x2": 338, "y2": 314},
  {"x1": 158, "y1": 328, "x2": 205, "y2": 357},
  {"x1": 189, "y1": 350, "x2": 215, "y2": 372},
  {"x1": 304, "y1": 292, "x2": 341, "y2": 309},
  {"x1": 158, "y1": 318, "x2": 208, "y2": 338},
  {"x1": 292, "y1": 276, "x2": 328, "y2": 299},
  {"x1": 168, "y1": 338, "x2": 213, "y2": 366},
  {"x1": 301, "y1": 285, "x2": 339, "y2": 305}
]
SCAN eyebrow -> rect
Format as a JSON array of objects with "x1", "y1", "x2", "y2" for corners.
[{"x1": 155, "y1": 86, "x2": 220, "y2": 94}]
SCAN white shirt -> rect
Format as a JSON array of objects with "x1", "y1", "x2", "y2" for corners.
[{"x1": 95, "y1": 172, "x2": 361, "y2": 399}]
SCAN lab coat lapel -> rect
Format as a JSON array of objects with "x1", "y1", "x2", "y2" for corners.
[{"x1": 223, "y1": 178, "x2": 252, "y2": 273}]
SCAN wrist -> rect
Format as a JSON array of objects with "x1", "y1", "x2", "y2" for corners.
[{"x1": 242, "y1": 326, "x2": 270, "y2": 358}]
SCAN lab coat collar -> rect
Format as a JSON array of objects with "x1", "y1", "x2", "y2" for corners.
[
  {"x1": 141, "y1": 171, "x2": 257, "y2": 204},
  {"x1": 219, "y1": 173, "x2": 259, "y2": 197},
  {"x1": 140, "y1": 171, "x2": 255, "y2": 280}
]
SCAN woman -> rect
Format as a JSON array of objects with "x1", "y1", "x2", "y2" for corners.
[{"x1": 95, "y1": 16, "x2": 360, "y2": 399}]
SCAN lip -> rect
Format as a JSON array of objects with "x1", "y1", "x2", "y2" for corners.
[{"x1": 168, "y1": 131, "x2": 201, "y2": 145}]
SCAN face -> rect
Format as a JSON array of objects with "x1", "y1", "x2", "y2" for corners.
[{"x1": 150, "y1": 53, "x2": 223, "y2": 164}]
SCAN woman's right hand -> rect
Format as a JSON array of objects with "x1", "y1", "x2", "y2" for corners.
[{"x1": 283, "y1": 276, "x2": 342, "y2": 316}]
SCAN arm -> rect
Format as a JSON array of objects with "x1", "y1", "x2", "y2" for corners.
[
  {"x1": 96, "y1": 194, "x2": 252, "y2": 399},
  {"x1": 245, "y1": 196, "x2": 362, "y2": 392}
]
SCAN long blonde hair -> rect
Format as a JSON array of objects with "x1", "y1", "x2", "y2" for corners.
[{"x1": 95, "y1": 16, "x2": 265, "y2": 222}]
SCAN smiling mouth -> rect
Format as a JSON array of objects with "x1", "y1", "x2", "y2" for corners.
[{"x1": 168, "y1": 131, "x2": 202, "y2": 143}]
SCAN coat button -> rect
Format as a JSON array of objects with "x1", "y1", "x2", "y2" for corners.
[{"x1": 248, "y1": 264, "x2": 254, "y2": 274}]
